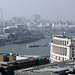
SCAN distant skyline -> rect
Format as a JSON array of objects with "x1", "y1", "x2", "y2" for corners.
[{"x1": 0, "y1": 0, "x2": 75, "y2": 22}]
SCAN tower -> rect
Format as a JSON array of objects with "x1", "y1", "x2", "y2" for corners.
[
  {"x1": 34, "y1": 14, "x2": 40, "y2": 22},
  {"x1": 0, "y1": 9, "x2": 4, "y2": 30}
]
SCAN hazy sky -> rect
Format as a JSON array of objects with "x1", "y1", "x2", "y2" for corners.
[{"x1": 0, "y1": 0, "x2": 75, "y2": 21}]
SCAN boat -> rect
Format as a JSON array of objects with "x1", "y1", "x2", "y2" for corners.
[
  {"x1": 27, "y1": 44, "x2": 40, "y2": 48},
  {"x1": 42, "y1": 43, "x2": 49, "y2": 47},
  {"x1": 27, "y1": 43, "x2": 49, "y2": 48}
]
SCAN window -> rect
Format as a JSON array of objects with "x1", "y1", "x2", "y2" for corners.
[
  {"x1": 56, "y1": 56, "x2": 57, "y2": 59},
  {"x1": 72, "y1": 54, "x2": 74, "y2": 57},
  {"x1": 72, "y1": 48, "x2": 74, "y2": 50},
  {"x1": 59, "y1": 57, "x2": 60, "y2": 60},
  {"x1": 67, "y1": 41, "x2": 68, "y2": 44},
  {"x1": 62, "y1": 58, "x2": 64, "y2": 61},
  {"x1": 72, "y1": 51, "x2": 74, "y2": 53},
  {"x1": 65, "y1": 41, "x2": 66, "y2": 46}
]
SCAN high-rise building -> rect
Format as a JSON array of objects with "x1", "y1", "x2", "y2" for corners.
[
  {"x1": 12, "y1": 17, "x2": 18, "y2": 23},
  {"x1": 34, "y1": 14, "x2": 40, "y2": 22}
]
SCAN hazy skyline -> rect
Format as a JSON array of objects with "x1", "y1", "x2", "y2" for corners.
[{"x1": 0, "y1": 0, "x2": 75, "y2": 22}]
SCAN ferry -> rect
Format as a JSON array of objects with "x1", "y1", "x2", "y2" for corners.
[{"x1": 27, "y1": 43, "x2": 49, "y2": 48}]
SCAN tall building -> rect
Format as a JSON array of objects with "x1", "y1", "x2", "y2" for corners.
[
  {"x1": 50, "y1": 35, "x2": 75, "y2": 63},
  {"x1": 12, "y1": 17, "x2": 18, "y2": 23},
  {"x1": 34, "y1": 14, "x2": 40, "y2": 22}
]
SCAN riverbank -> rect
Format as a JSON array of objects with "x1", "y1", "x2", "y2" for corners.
[
  {"x1": 0, "y1": 31, "x2": 45, "y2": 46},
  {"x1": 3, "y1": 35, "x2": 44, "y2": 45}
]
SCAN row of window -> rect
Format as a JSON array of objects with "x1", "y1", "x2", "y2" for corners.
[
  {"x1": 51, "y1": 45, "x2": 67, "y2": 55},
  {"x1": 51, "y1": 54, "x2": 67, "y2": 61},
  {"x1": 71, "y1": 47, "x2": 74, "y2": 57},
  {"x1": 52, "y1": 39, "x2": 69, "y2": 46}
]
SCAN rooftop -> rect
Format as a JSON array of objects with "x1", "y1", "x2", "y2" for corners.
[{"x1": 54, "y1": 35, "x2": 74, "y2": 39}]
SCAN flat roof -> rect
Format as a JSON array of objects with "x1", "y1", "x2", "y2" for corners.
[
  {"x1": 54, "y1": 35, "x2": 72, "y2": 39},
  {"x1": 37, "y1": 66, "x2": 68, "y2": 72},
  {"x1": 0, "y1": 61, "x2": 17, "y2": 65},
  {"x1": 15, "y1": 71, "x2": 59, "y2": 75},
  {"x1": 28, "y1": 71, "x2": 59, "y2": 75}
]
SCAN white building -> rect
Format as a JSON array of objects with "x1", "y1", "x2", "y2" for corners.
[
  {"x1": 50, "y1": 35, "x2": 75, "y2": 63},
  {"x1": 3, "y1": 24, "x2": 23, "y2": 33}
]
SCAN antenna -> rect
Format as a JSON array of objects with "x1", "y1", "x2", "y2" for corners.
[{"x1": 63, "y1": 32, "x2": 65, "y2": 37}]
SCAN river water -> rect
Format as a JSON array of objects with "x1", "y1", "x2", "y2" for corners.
[{"x1": 0, "y1": 36, "x2": 51, "y2": 56}]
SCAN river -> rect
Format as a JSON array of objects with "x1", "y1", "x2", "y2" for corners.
[{"x1": 0, "y1": 35, "x2": 51, "y2": 56}]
